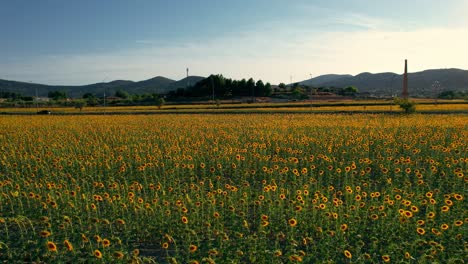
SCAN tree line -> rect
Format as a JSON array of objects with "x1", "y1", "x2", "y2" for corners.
[{"x1": 168, "y1": 75, "x2": 272, "y2": 99}]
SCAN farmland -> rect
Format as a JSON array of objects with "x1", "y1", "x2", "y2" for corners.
[
  {"x1": 1, "y1": 100, "x2": 467, "y2": 115},
  {"x1": 0, "y1": 114, "x2": 466, "y2": 263}
]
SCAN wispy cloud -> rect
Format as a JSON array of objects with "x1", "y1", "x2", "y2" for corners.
[{"x1": 332, "y1": 13, "x2": 385, "y2": 30}]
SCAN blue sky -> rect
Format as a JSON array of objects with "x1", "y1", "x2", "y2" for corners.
[{"x1": 1, "y1": 0, "x2": 467, "y2": 85}]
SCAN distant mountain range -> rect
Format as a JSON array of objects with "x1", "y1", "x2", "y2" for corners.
[
  {"x1": 1, "y1": 68, "x2": 467, "y2": 98},
  {"x1": 299, "y1": 68, "x2": 468, "y2": 97},
  {"x1": 0, "y1": 76, "x2": 205, "y2": 98}
]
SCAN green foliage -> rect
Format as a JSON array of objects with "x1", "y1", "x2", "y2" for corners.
[
  {"x1": 155, "y1": 97, "x2": 165, "y2": 109},
  {"x1": 340, "y1": 86, "x2": 359, "y2": 96},
  {"x1": 82, "y1": 93, "x2": 95, "y2": 99},
  {"x1": 115, "y1": 90, "x2": 130, "y2": 99},
  {"x1": 394, "y1": 98, "x2": 417, "y2": 113},
  {"x1": 73, "y1": 100, "x2": 86, "y2": 111},
  {"x1": 264, "y1": 82, "x2": 272, "y2": 96},
  {"x1": 47, "y1": 91, "x2": 67, "y2": 100},
  {"x1": 0, "y1": 91, "x2": 24, "y2": 100},
  {"x1": 438, "y1": 90, "x2": 467, "y2": 100},
  {"x1": 292, "y1": 87, "x2": 309, "y2": 99},
  {"x1": 167, "y1": 75, "x2": 273, "y2": 99},
  {"x1": 82, "y1": 93, "x2": 98, "y2": 106}
]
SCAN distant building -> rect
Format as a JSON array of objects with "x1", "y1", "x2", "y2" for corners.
[{"x1": 35, "y1": 97, "x2": 50, "y2": 102}]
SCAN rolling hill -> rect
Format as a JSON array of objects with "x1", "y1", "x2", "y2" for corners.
[
  {"x1": 1, "y1": 68, "x2": 467, "y2": 98},
  {"x1": 299, "y1": 69, "x2": 468, "y2": 97},
  {"x1": 0, "y1": 76, "x2": 205, "y2": 98}
]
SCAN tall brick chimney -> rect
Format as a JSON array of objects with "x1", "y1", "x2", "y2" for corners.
[{"x1": 402, "y1": 59, "x2": 408, "y2": 98}]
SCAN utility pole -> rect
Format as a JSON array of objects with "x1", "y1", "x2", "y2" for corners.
[
  {"x1": 252, "y1": 81, "x2": 255, "y2": 103},
  {"x1": 211, "y1": 76, "x2": 215, "y2": 104},
  {"x1": 309, "y1": 74, "x2": 313, "y2": 100},
  {"x1": 389, "y1": 74, "x2": 397, "y2": 98},
  {"x1": 102, "y1": 77, "x2": 107, "y2": 113},
  {"x1": 402, "y1": 59, "x2": 408, "y2": 99},
  {"x1": 35, "y1": 85, "x2": 39, "y2": 111}
]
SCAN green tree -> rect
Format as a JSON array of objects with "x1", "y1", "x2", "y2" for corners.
[
  {"x1": 255, "y1": 80, "x2": 265, "y2": 96},
  {"x1": 115, "y1": 90, "x2": 130, "y2": 99},
  {"x1": 264, "y1": 82, "x2": 272, "y2": 96},
  {"x1": 82, "y1": 93, "x2": 95, "y2": 99},
  {"x1": 48, "y1": 91, "x2": 67, "y2": 100},
  {"x1": 155, "y1": 97, "x2": 165, "y2": 109},
  {"x1": 247, "y1": 78, "x2": 255, "y2": 97},
  {"x1": 86, "y1": 97, "x2": 99, "y2": 106},
  {"x1": 342, "y1": 86, "x2": 358, "y2": 96},
  {"x1": 292, "y1": 87, "x2": 308, "y2": 100},
  {"x1": 394, "y1": 98, "x2": 416, "y2": 113},
  {"x1": 73, "y1": 100, "x2": 86, "y2": 111}
]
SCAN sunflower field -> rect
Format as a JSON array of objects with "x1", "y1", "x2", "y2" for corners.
[{"x1": 0, "y1": 114, "x2": 466, "y2": 263}]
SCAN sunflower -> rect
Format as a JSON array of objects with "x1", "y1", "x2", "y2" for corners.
[
  {"x1": 94, "y1": 249, "x2": 103, "y2": 259},
  {"x1": 382, "y1": 255, "x2": 390, "y2": 262},
  {"x1": 288, "y1": 218, "x2": 298, "y2": 227},
  {"x1": 340, "y1": 224, "x2": 348, "y2": 232},
  {"x1": 102, "y1": 239, "x2": 111, "y2": 247},
  {"x1": 440, "y1": 223, "x2": 449, "y2": 230},
  {"x1": 47, "y1": 241, "x2": 57, "y2": 252},
  {"x1": 344, "y1": 250, "x2": 352, "y2": 259},
  {"x1": 416, "y1": 227, "x2": 426, "y2": 235},
  {"x1": 189, "y1": 244, "x2": 198, "y2": 253},
  {"x1": 162, "y1": 242, "x2": 169, "y2": 249},
  {"x1": 431, "y1": 228, "x2": 442, "y2": 236},
  {"x1": 289, "y1": 254, "x2": 303, "y2": 262},
  {"x1": 113, "y1": 251, "x2": 125, "y2": 259},
  {"x1": 208, "y1": 249, "x2": 219, "y2": 256},
  {"x1": 40, "y1": 230, "x2": 51, "y2": 238},
  {"x1": 404, "y1": 211, "x2": 413, "y2": 218},
  {"x1": 181, "y1": 216, "x2": 189, "y2": 224},
  {"x1": 81, "y1": 233, "x2": 89, "y2": 243},
  {"x1": 63, "y1": 239, "x2": 73, "y2": 251}
]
